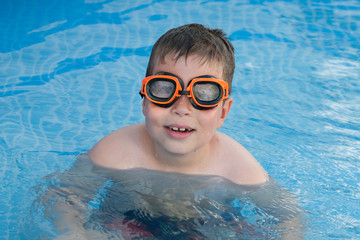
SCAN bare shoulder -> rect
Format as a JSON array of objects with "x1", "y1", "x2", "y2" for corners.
[
  {"x1": 216, "y1": 132, "x2": 269, "y2": 185},
  {"x1": 88, "y1": 123, "x2": 148, "y2": 169}
]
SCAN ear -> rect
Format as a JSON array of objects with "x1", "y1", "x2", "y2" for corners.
[
  {"x1": 217, "y1": 97, "x2": 233, "y2": 128},
  {"x1": 142, "y1": 98, "x2": 147, "y2": 116}
]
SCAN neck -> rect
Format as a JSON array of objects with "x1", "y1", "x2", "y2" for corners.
[{"x1": 151, "y1": 140, "x2": 215, "y2": 175}]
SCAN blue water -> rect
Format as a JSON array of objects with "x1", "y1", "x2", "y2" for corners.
[{"x1": 1, "y1": 0, "x2": 359, "y2": 239}]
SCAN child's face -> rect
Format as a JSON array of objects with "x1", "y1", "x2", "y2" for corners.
[{"x1": 142, "y1": 54, "x2": 232, "y2": 157}]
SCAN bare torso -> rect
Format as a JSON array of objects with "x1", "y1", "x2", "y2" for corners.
[{"x1": 88, "y1": 123, "x2": 268, "y2": 185}]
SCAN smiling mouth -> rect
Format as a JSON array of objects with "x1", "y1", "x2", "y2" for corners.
[{"x1": 168, "y1": 126, "x2": 194, "y2": 132}]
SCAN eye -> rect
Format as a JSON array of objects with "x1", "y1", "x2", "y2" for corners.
[
  {"x1": 193, "y1": 83, "x2": 220, "y2": 101},
  {"x1": 149, "y1": 80, "x2": 175, "y2": 98}
]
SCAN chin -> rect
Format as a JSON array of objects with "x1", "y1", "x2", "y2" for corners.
[{"x1": 162, "y1": 144, "x2": 196, "y2": 156}]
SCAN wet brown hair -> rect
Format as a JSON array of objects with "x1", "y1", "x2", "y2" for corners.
[{"x1": 146, "y1": 23, "x2": 235, "y2": 93}]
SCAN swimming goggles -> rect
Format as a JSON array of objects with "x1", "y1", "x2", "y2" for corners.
[{"x1": 140, "y1": 72, "x2": 229, "y2": 110}]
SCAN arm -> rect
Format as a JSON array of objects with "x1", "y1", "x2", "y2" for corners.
[
  {"x1": 38, "y1": 154, "x2": 109, "y2": 237},
  {"x1": 249, "y1": 178, "x2": 305, "y2": 239}
]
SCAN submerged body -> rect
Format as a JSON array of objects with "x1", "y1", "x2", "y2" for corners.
[{"x1": 29, "y1": 155, "x2": 303, "y2": 240}]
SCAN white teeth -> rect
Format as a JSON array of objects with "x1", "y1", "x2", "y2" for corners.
[{"x1": 170, "y1": 127, "x2": 192, "y2": 132}]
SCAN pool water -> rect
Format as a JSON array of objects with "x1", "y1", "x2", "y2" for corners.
[{"x1": 1, "y1": 0, "x2": 359, "y2": 239}]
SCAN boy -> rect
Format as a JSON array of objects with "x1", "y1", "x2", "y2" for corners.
[
  {"x1": 40, "y1": 24, "x2": 304, "y2": 240},
  {"x1": 89, "y1": 23, "x2": 268, "y2": 185}
]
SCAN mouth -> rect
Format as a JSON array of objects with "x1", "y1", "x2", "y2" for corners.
[{"x1": 167, "y1": 126, "x2": 194, "y2": 132}]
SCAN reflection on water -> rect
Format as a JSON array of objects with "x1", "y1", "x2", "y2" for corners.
[{"x1": 22, "y1": 154, "x2": 304, "y2": 239}]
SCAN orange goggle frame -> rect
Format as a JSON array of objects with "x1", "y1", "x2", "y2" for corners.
[{"x1": 139, "y1": 73, "x2": 229, "y2": 110}]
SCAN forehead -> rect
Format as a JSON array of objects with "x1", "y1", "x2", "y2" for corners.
[{"x1": 153, "y1": 54, "x2": 224, "y2": 79}]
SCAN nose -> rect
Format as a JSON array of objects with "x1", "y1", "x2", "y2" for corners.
[{"x1": 171, "y1": 95, "x2": 192, "y2": 116}]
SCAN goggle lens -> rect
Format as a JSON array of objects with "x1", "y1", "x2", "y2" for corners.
[
  {"x1": 193, "y1": 82, "x2": 221, "y2": 102},
  {"x1": 148, "y1": 78, "x2": 176, "y2": 100}
]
